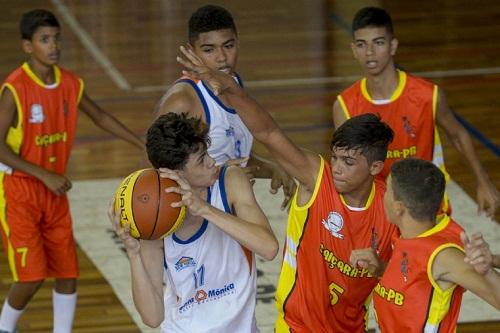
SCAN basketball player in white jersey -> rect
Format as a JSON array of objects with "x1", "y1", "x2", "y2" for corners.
[
  {"x1": 157, "y1": 5, "x2": 294, "y2": 209},
  {"x1": 110, "y1": 113, "x2": 278, "y2": 332}
]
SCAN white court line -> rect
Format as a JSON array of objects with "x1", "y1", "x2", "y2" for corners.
[
  {"x1": 51, "y1": 0, "x2": 132, "y2": 91},
  {"x1": 133, "y1": 66, "x2": 500, "y2": 93}
]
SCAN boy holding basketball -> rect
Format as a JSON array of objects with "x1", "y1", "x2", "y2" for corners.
[
  {"x1": 177, "y1": 48, "x2": 398, "y2": 332},
  {"x1": 111, "y1": 112, "x2": 278, "y2": 332},
  {"x1": 332, "y1": 7, "x2": 499, "y2": 217},
  {"x1": 0, "y1": 9, "x2": 143, "y2": 333},
  {"x1": 155, "y1": 5, "x2": 295, "y2": 209}
]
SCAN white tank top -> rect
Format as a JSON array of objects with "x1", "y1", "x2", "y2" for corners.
[
  {"x1": 162, "y1": 168, "x2": 259, "y2": 333},
  {"x1": 177, "y1": 76, "x2": 253, "y2": 166}
]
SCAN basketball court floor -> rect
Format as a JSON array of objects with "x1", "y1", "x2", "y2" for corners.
[{"x1": 0, "y1": 0, "x2": 499, "y2": 332}]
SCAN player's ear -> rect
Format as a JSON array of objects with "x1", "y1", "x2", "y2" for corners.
[
  {"x1": 393, "y1": 200, "x2": 405, "y2": 218},
  {"x1": 390, "y1": 37, "x2": 398, "y2": 56},
  {"x1": 350, "y1": 41, "x2": 358, "y2": 60},
  {"x1": 369, "y1": 160, "x2": 384, "y2": 176},
  {"x1": 22, "y1": 39, "x2": 33, "y2": 54}
]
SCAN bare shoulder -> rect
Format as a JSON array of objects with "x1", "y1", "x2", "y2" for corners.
[
  {"x1": 433, "y1": 245, "x2": 466, "y2": 286},
  {"x1": 223, "y1": 165, "x2": 255, "y2": 201},
  {"x1": 224, "y1": 165, "x2": 251, "y2": 189},
  {"x1": 155, "y1": 82, "x2": 203, "y2": 119}
]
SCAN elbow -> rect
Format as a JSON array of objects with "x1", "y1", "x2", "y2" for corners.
[
  {"x1": 141, "y1": 313, "x2": 164, "y2": 328},
  {"x1": 262, "y1": 237, "x2": 279, "y2": 261}
]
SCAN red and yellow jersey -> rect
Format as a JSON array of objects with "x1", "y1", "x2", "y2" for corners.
[
  {"x1": 373, "y1": 216, "x2": 464, "y2": 333},
  {"x1": 338, "y1": 70, "x2": 446, "y2": 180},
  {"x1": 1, "y1": 62, "x2": 84, "y2": 177},
  {"x1": 275, "y1": 156, "x2": 398, "y2": 333}
]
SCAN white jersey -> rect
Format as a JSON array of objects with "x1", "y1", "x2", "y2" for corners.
[
  {"x1": 162, "y1": 168, "x2": 259, "y2": 333},
  {"x1": 177, "y1": 76, "x2": 253, "y2": 166}
]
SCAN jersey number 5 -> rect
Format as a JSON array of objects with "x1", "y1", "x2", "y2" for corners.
[{"x1": 329, "y1": 282, "x2": 345, "y2": 305}]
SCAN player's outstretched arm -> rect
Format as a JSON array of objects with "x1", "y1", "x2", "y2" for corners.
[
  {"x1": 435, "y1": 89, "x2": 499, "y2": 217},
  {"x1": 108, "y1": 201, "x2": 166, "y2": 327},
  {"x1": 160, "y1": 166, "x2": 279, "y2": 260},
  {"x1": 79, "y1": 92, "x2": 144, "y2": 150},
  {"x1": 177, "y1": 46, "x2": 319, "y2": 192},
  {"x1": 0, "y1": 87, "x2": 72, "y2": 195},
  {"x1": 433, "y1": 240, "x2": 500, "y2": 310}
]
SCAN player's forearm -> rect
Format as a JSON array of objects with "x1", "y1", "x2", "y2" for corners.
[
  {"x1": 451, "y1": 129, "x2": 490, "y2": 184},
  {"x1": 0, "y1": 144, "x2": 51, "y2": 180},
  {"x1": 225, "y1": 87, "x2": 280, "y2": 143},
  {"x1": 203, "y1": 205, "x2": 279, "y2": 261},
  {"x1": 484, "y1": 269, "x2": 500, "y2": 310},
  {"x1": 128, "y1": 252, "x2": 165, "y2": 327}
]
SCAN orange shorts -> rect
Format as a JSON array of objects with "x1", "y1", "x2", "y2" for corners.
[{"x1": 0, "y1": 174, "x2": 79, "y2": 282}]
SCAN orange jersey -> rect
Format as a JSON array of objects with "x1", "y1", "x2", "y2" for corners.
[
  {"x1": 338, "y1": 70, "x2": 446, "y2": 179},
  {"x1": 275, "y1": 157, "x2": 397, "y2": 333},
  {"x1": 1, "y1": 62, "x2": 84, "y2": 176},
  {"x1": 373, "y1": 216, "x2": 464, "y2": 333}
]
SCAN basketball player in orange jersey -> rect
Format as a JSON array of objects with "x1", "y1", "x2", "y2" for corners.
[
  {"x1": 0, "y1": 9, "x2": 143, "y2": 333},
  {"x1": 177, "y1": 48, "x2": 399, "y2": 332},
  {"x1": 332, "y1": 7, "x2": 499, "y2": 217},
  {"x1": 350, "y1": 158, "x2": 500, "y2": 332},
  {"x1": 110, "y1": 113, "x2": 278, "y2": 332},
  {"x1": 156, "y1": 5, "x2": 294, "y2": 210}
]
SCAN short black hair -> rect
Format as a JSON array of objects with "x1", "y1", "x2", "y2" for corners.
[
  {"x1": 331, "y1": 113, "x2": 393, "y2": 165},
  {"x1": 146, "y1": 113, "x2": 209, "y2": 170},
  {"x1": 188, "y1": 5, "x2": 237, "y2": 43},
  {"x1": 352, "y1": 7, "x2": 393, "y2": 36},
  {"x1": 20, "y1": 9, "x2": 60, "y2": 40},
  {"x1": 390, "y1": 158, "x2": 445, "y2": 222}
]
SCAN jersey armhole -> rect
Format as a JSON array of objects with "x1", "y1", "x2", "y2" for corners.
[
  {"x1": 427, "y1": 243, "x2": 464, "y2": 293},
  {"x1": 292, "y1": 155, "x2": 324, "y2": 211}
]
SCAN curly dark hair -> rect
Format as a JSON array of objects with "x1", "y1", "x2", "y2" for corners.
[{"x1": 146, "y1": 113, "x2": 209, "y2": 170}]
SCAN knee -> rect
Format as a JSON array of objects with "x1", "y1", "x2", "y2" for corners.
[{"x1": 54, "y1": 278, "x2": 77, "y2": 294}]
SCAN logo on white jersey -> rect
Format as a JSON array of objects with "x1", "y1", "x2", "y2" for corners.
[
  {"x1": 29, "y1": 104, "x2": 45, "y2": 123},
  {"x1": 322, "y1": 211, "x2": 344, "y2": 239},
  {"x1": 175, "y1": 256, "x2": 196, "y2": 272}
]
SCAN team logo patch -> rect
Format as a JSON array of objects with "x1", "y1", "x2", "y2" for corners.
[
  {"x1": 322, "y1": 211, "x2": 344, "y2": 239},
  {"x1": 29, "y1": 104, "x2": 45, "y2": 123},
  {"x1": 371, "y1": 227, "x2": 380, "y2": 254},
  {"x1": 401, "y1": 251, "x2": 410, "y2": 282},
  {"x1": 402, "y1": 116, "x2": 416, "y2": 139},
  {"x1": 174, "y1": 256, "x2": 196, "y2": 272}
]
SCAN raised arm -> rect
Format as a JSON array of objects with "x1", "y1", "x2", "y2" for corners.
[
  {"x1": 435, "y1": 89, "x2": 499, "y2": 217},
  {"x1": 79, "y1": 91, "x2": 144, "y2": 150},
  {"x1": 177, "y1": 46, "x2": 319, "y2": 192}
]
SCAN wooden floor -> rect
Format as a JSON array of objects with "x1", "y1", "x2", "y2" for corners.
[{"x1": 0, "y1": 0, "x2": 499, "y2": 331}]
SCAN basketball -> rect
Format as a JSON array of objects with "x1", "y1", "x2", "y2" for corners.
[{"x1": 114, "y1": 168, "x2": 186, "y2": 240}]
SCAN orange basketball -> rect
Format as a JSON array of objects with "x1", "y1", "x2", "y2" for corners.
[{"x1": 114, "y1": 168, "x2": 186, "y2": 240}]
